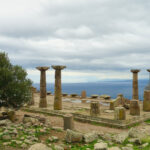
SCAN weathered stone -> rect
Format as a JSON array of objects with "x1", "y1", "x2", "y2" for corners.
[
  {"x1": 47, "y1": 91, "x2": 51, "y2": 95},
  {"x1": 28, "y1": 143, "x2": 52, "y2": 150},
  {"x1": 36, "y1": 66, "x2": 49, "y2": 108},
  {"x1": 128, "y1": 127, "x2": 146, "y2": 139},
  {"x1": 108, "y1": 147, "x2": 121, "y2": 150},
  {"x1": 81, "y1": 90, "x2": 86, "y2": 99},
  {"x1": 83, "y1": 131, "x2": 99, "y2": 143},
  {"x1": 7, "y1": 110, "x2": 16, "y2": 122},
  {"x1": 126, "y1": 144, "x2": 133, "y2": 147},
  {"x1": 65, "y1": 129, "x2": 83, "y2": 143},
  {"x1": 21, "y1": 143, "x2": 28, "y2": 148},
  {"x1": 2, "y1": 134, "x2": 11, "y2": 140},
  {"x1": 109, "y1": 94, "x2": 124, "y2": 110},
  {"x1": 91, "y1": 95, "x2": 99, "y2": 99},
  {"x1": 143, "y1": 90, "x2": 150, "y2": 111},
  {"x1": 128, "y1": 138, "x2": 141, "y2": 145},
  {"x1": 101, "y1": 133, "x2": 112, "y2": 141},
  {"x1": 114, "y1": 107, "x2": 126, "y2": 120},
  {"x1": 52, "y1": 65, "x2": 66, "y2": 110},
  {"x1": 49, "y1": 136, "x2": 59, "y2": 142},
  {"x1": 63, "y1": 114, "x2": 74, "y2": 130},
  {"x1": 90, "y1": 101, "x2": 100, "y2": 117},
  {"x1": 113, "y1": 132, "x2": 128, "y2": 144},
  {"x1": 100, "y1": 95, "x2": 111, "y2": 100},
  {"x1": 110, "y1": 101, "x2": 115, "y2": 110},
  {"x1": 23, "y1": 116, "x2": 39, "y2": 125},
  {"x1": 0, "y1": 119, "x2": 12, "y2": 126},
  {"x1": 130, "y1": 100, "x2": 140, "y2": 116},
  {"x1": 54, "y1": 145, "x2": 64, "y2": 150},
  {"x1": 142, "y1": 143, "x2": 149, "y2": 148},
  {"x1": 122, "y1": 147, "x2": 133, "y2": 150},
  {"x1": 62, "y1": 93, "x2": 68, "y2": 97},
  {"x1": 131, "y1": 69, "x2": 140, "y2": 100},
  {"x1": 70, "y1": 94, "x2": 78, "y2": 97},
  {"x1": 94, "y1": 142, "x2": 108, "y2": 150}
]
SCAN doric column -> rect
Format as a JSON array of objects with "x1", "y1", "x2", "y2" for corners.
[
  {"x1": 52, "y1": 65, "x2": 66, "y2": 110},
  {"x1": 81, "y1": 90, "x2": 86, "y2": 99},
  {"x1": 131, "y1": 69, "x2": 140, "y2": 100},
  {"x1": 36, "y1": 66, "x2": 49, "y2": 108}
]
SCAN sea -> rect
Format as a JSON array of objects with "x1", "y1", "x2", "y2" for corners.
[{"x1": 33, "y1": 79, "x2": 150, "y2": 100}]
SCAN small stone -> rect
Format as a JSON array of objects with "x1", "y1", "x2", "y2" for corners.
[
  {"x1": 83, "y1": 131, "x2": 98, "y2": 143},
  {"x1": 113, "y1": 132, "x2": 128, "y2": 144},
  {"x1": 54, "y1": 145, "x2": 64, "y2": 150},
  {"x1": 94, "y1": 142, "x2": 108, "y2": 150},
  {"x1": 108, "y1": 147, "x2": 121, "y2": 150},
  {"x1": 3, "y1": 142, "x2": 11, "y2": 146},
  {"x1": 21, "y1": 143, "x2": 28, "y2": 148},
  {"x1": 122, "y1": 147, "x2": 133, "y2": 150},
  {"x1": 128, "y1": 138, "x2": 141, "y2": 145},
  {"x1": 16, "y1": 140, "x2": 22, "y2": 145},
  {"x1": 65, "y1": 129, "x2": 83, "y2": 143},
  {"x1": 52, "y1": 136, "x2": 59, "y2": 142},
  {"x1": 142, "y1": 143, "x2": 148, "y2": 148},
  {"x1": 126, "y1": 144, "x2": 133, "y2": 147},
  {"x1": 24, "y1": 139, "x2": 32, "y2": 144},
  {"x1": 28, "y1": 143, "x2": 52, "y2": 150},
  {"x1": 2, "y1": 134, "x2": 11, "y2": 140}
]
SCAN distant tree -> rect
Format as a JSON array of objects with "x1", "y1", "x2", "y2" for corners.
[{"x1": 0, "y1": 52, "x2": 32, "y2": 109}]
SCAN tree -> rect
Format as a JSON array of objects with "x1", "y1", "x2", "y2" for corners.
[{"x1": 0, "y1": 52, "x2": 32, "y2": 109}]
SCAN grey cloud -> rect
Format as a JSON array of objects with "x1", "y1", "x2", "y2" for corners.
[{"x1": 0, "y1": 0, "x2": 150, "y2": 78}]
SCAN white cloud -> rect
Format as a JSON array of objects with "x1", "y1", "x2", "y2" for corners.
[{"x1": 0, "y1": 0, "x2": 150, "y2": 82}]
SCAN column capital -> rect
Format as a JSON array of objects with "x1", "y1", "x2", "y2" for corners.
[
  {"x1": 52, "y1": 65, "x2": 66, "y2": 70},
  {"x1": 131, "y1": 69, "x2": 140, "y2": 73},
  {"x1": 36, "y1": 66, "x2": 50, "y2": 71}
]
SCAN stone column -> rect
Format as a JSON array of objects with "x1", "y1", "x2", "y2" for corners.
[
  {"x1": 131, "y1": 69, "x2": 140, "y2": 100},
  {"x1": 81, "y1": 90, "x2": 86, "y2": 99},
  {"x1": 90, "y1": 101, "x2": 100, "y2": 116},
  {"x1": 63, "y1": 114, "x2": 74, "y2": 130},
  {"x1": 130, "y1": 100, "x2": 140, "y2": 116},
  {"x1": 36, "y1": 67, "x2": 49, "y2": 108},
  {"x1": 143, "y1": 90, "x2": 150, "y2": 111},
  {"x1": 52, "y1": 65, "x2": 66, "y2": 110},
  {"x1": 114, "y1": 107, "x2": 126, "y2": 120}
]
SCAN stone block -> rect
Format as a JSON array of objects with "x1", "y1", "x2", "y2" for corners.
[
  {"x1": 114, "y1": 107, "x2": 126, "y2": 120},
  {"x1": 90, "y1": 101, "x2": 100, "y2": 117},
  {"x1": 63, "y1": 114, "x2": 74, "y2": 130}
]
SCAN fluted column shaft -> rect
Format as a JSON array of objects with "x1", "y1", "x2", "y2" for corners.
[
  {"x1": 52, "y1": 65, "x2": 66, "y2": 110},
  {"x1": 36, "y1": 67, "x2": 49, "y2": 108},
  {"x1": 131, "y1": 69, "x2": 140, "y2": 100}
]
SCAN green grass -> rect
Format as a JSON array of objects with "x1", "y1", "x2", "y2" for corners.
[{"x1": 145, "y1": 119, "x2": 150, "y2": 124}]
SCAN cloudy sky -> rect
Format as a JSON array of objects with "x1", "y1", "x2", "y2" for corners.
[{"x1": 0, "y1": 0, "x2": 150, "y2": 83}]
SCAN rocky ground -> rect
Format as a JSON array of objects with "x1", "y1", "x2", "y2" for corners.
[{"x1": 1, "y1": 110, "x2": 150, "y2": 150}]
